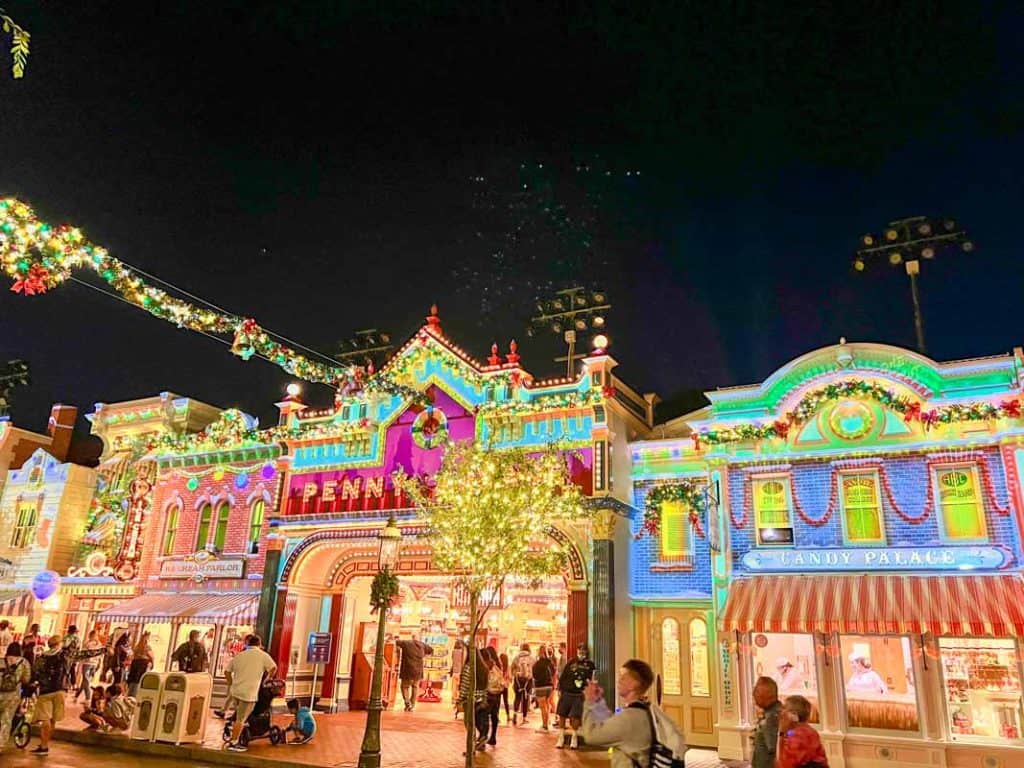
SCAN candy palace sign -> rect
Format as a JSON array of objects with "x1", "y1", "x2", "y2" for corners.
[{"x1": 741, "y1": 545, "x2": 1008, "y2": 572}]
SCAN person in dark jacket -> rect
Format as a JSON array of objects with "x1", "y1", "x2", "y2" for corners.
[
  {"x1": 171, "y1": 630, "x2": 209, "y2": 673},
  {"x1": 532, "y1": 645, "x2": 557, "y2": 731},
  {"x1": 457, "y1": 648, "x2": 490, "y2": 753},
  {"x1": 394, "y1": 634, "x2": 433, "y2": 712}
]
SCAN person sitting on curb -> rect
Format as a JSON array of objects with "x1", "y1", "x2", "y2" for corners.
[
  {"x1": 102, "y1": 683, "x2": 136, "y2": 732},
  {"x1": 80, "y1": 685, "x2": 108, "y2": 731},
  {"x1": 284, "y1": 698, "x2": 316, "y2": 744}
]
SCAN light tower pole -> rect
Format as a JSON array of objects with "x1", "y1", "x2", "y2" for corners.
[{"x1": 527, "y1": 288, "x2": 610, "y2": 378}]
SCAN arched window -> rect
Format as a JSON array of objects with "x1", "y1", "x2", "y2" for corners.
[
  {"x1": 213, "y1": 502, "x2": 231, "y2": 551},
  {"x1": 689, "y1": 618, "x2": 711, "y2": 697},
  {"x1": 660, "y1": 618, "x2": 682, "y2": 695},
  {"x1": 195, "y1": 503, "x2": 212, "y2": 550},
  {"x1": 162, "y1": 502, "x2": 180, "y2": 556},
  {"x1": 248, "y1": 499, "x2": 265, "y2": 554}
]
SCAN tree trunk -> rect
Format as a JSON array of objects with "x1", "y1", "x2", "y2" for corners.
[{"x1": 464, "y1": 590, "x2": 478, "y2": 768}]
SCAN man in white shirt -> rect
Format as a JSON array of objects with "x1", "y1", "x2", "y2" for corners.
[{"x1": 224, "y1": 634, "x2": 277, "y2": 752}]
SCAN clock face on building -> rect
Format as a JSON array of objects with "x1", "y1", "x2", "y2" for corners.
[{"x1": 828, "y1": 400, "x2": 875, "y2": 440}]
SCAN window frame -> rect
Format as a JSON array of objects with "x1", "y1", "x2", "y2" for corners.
[
  {"x1": 932, "y1": 464, "x2": 988, "y2": 543},
  {"x1": 660, "y1": 617, "x2": 682, "y2": 696},
  {"x1": 10, "y1": 501, "x2": 38, "y2": 549},
  {"x1": 838, "y1": 633, "x2": 922, "y2": 737},
  {"x1": 195, "y1": 503, "x2": 213, "y2": 551},
  {"x1": 688, "y1": 617, "x2": 711, "y2": 698},
  {"x1": 751, "y1": 475, "x2": 795, "y2": 546},
  {"x1": 248, "y1": 499, "x2": 265, "y2": 554},
  {"x1": 162, "y1": 501, "x2": 180, "y2": 556},
  {"x1": 212, "y1": 501, "x2": 231, "y2": 552},
  {"x1": 659, "y1": 499, "x2": 691, "y2": 561},
  {"x1": 838, "y1": 470, "x2": 886, "y2": 546}
]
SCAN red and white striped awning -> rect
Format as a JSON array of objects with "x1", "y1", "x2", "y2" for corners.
[
  {"x1": 721, "y1": 574, "x2": 1024, "y2": 637},
  {"x1": 0, "y1": 589, "x2": 33, "y2": 617},
  {"x1": 97, "y1": 592, "x2": 259, "y2": 626}
]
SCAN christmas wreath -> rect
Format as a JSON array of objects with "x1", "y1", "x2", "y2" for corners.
[
  {"x1": 411, "y1": 406, "x2": 448, "y2": 449},
  {"x1": 636, "y1": 481, "x2": 705, "y2": 540}
]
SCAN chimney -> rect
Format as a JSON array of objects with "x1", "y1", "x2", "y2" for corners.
[{"x1": 47, "y1": 404, "x2": 77, "y2": 462}]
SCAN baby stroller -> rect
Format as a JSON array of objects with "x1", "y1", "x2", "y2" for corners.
[{"x1": 222, "y1": 678, "x2": 287, "y2": 747}]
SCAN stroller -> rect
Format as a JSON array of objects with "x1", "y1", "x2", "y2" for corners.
[{"x1": 222, "y1": 678, "x2": 287, "y2": 747}]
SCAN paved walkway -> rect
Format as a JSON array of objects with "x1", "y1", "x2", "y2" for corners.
[{"x1": 43, "y1": 695, "x2": 738, "y2": 767}]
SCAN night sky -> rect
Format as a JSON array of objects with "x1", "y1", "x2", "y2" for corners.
[{"x1": 2, "y1": 2, "x2": 1022, "y2": 441}]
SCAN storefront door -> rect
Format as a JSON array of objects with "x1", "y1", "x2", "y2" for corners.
[{"x1": 647, "y1": 608, "x2": 717, "y2": 748}]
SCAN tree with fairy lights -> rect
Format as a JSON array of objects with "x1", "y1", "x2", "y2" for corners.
[{"x1": 397, "y1": 440, "x2": 589, "y2": 768}]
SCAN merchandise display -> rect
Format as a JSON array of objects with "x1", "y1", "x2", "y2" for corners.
[{"x1": 940, "y1": 638, "x2": 1022, "y2": 740}]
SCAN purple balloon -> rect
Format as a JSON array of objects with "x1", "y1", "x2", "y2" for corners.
[{"x1": 31, "y1": 570, "x2": 60, "y2": 601}]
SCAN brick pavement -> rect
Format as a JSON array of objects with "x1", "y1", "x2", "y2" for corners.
[{"x1": 47, "y1": 694, "x2": 738, "y2": 767}]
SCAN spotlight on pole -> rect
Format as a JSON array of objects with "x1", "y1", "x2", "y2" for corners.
[{"x1": 528, "y1": 288, "x2": 612, "y2": 378}]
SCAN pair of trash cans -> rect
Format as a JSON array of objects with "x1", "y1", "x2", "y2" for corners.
[{"x1": 130, "y1": 671, "x2": 213, "y2": 745}]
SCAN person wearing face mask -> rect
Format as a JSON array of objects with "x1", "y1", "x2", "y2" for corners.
[{"x1": 554, "y1": 643, "x2": 595, "y2": 750}]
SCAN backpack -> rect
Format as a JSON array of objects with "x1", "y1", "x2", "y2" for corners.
[
  {"x1": 36, "y1": 651, "x2": 67, "y2": 693},
  {"x1": 626, "y1": 701, "x2": 687, "y2": 768},
  {"x1": 0, "y1": 657, "x2": 24, "y2": 693},
  {"x1": 486, "y1": 665, "x2": 505, "y2": 694},
  {"x1": 514, "y1": 654, "x2": 532, "y2": 679}
]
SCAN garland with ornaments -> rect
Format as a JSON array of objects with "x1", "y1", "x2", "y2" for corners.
[
  {"x1": 695, "y1": 379, "x2": 1023, "y2": 447},
  {"x1": 636, "y1": 481, "x2": 706, "y2": 540}
]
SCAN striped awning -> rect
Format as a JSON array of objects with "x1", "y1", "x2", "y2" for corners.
[
  {"x1": 0, "y1": 589, "x2": 33, "y2": 617},
  {"x1": 97, "y1": 592, "x2": 259, "y2": 625},
  {"x1": 721, "y1": 574, "x2": 1024, "y2": 637}
]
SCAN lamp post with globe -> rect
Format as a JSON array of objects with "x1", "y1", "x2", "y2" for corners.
[{"x1": 357, "y1": 515, "x2": 402, "y2": 768}]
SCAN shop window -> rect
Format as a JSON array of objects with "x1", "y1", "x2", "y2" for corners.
[
  {"x1": 752, "y1": 477, "x2": 794, "y2": 545},
  {"x1": 195, "y1": 503, "x2": 212, "y2": 551},
  {"x1": 751, "y1": 632, "x2": 820, "y2": 723},
  {"x1": 213, "y1": 502, "x2": 231, "y2": 551},
  {"x1": 248, "y1": 499, "x2": 265, "y2": 554},
  {"x1": 935, "y1": 466, "x2": 988, "y2": 541},
  {"x1": 839, "y1": 634, "x2": 918, "y2": 732},
  {"x1": 162, "y1": 502, "x2": 180, "y2": 556},
  {"x1": 659, "y1": 501, "x2": 690, "y2": 560},
  {"x1": 689, "y1": 618, "x2": 710, "y2": 697},
  {"x1": 10, "y1": 502, "x2": 37, "y2": 549},
  {"x1": 661, "y1": 618, "x2": 682, "y2": 695},
  {"x1": 173, "y1": 623, "x2": 214, "y2": 671},
  {"x1": 217, "y1": 625, "x2": 252, "y2": 676},
  {"x1": 840, "y1": 472, "x2": 885, "y2": 545},
  {"x1": 940, "y1": 637, "x2": 1022, "y2": 741}
]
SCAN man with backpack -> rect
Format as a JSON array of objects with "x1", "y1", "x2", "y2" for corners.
[
  {"x1": 580, "y1": 658, "x2": 687, "y2": 768},
  {"x1": 31, "y1": 634, "x2": 69, "y2": 756},
  {"x1": 171, "y1": 630, "x2": 209, "y2": 673},
  {"x1": 511, "y1": 643, "x2": 534, "y2": 725}
]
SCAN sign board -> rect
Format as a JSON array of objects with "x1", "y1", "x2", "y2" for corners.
[
  {"x1": 159, "y1": 557, "x2": 245, "y2": 580},
  {"x1": 741, "y1": 545, "x2": 1008, "y2": 572},
  {"x1": 307, "y1": 632, "x2": 333, "y2": 664}
]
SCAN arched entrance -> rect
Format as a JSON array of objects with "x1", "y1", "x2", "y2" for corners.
[{"x1": 267, "y1": 523, "x2": 589, "y2": 710}]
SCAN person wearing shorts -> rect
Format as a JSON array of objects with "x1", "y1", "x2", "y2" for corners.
[
  {"x1": 554, "y1": 643, "x2": 595, "y2": 750},
  {"x1": 223, "y1": 634, "x2": 277, "y2": 753},
  {"x1": 31, "y1": 635, "x2": 68, "y2": 756},
  {"x1": 532, "y1": 645, "x2": 556, "y2": 731}
]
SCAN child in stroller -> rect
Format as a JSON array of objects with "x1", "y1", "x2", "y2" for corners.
[{"x1": 222, "y1": 678, "x2": 287, "y2": 747}]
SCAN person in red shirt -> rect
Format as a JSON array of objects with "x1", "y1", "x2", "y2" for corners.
[{"x1": 776, "y1": 695, "x2": 828, "y2": 768}]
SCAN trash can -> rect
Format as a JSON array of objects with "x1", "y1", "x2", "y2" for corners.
[
  {"x1": 131, "y1": 671, "x2": 170, "y2": 741},
  {"x1": 155, "y1": 672, "x2": 213, "y2": 745}
]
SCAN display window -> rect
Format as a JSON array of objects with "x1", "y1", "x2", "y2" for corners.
[
  {"x1": 934, "y1": 466, "x2": 987, "y2": 542},
  {"x1": 689, "y1": 618, "x2": 710, "y2": 697},
  {"x1": 752, "y1": 477, "x2": 794, "y2": 545},
  {"x1": 839, "y1": 634, "x2": 918, "y2": 732},
  {"x1": 940, "y1": 637, "x2": 1022, "y2": 741},
  {"x1": 217, "y1": 625, "x2": 252, "y2": 676},
  {"x1": 839, "y1": 472, "x2": 885, "y2": 545},
  {"x1": 142, "y1": 623, "x2": 172, "y2": 670},
  {"x1": 751, "y1": 632, "x2": 819, "y2": 723}
]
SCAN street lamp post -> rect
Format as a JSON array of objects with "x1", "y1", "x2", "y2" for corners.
[{"x1": 357, "y1": 515, "x2": 402, "y2": 768}]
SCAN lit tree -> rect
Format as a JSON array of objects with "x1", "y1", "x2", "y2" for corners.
[
  {"x1": 398, "y1": 440, "x2": 590, "y2": 768},
  {"x1": 0, "y1": 8, "x2": 29, "y2": 78}
]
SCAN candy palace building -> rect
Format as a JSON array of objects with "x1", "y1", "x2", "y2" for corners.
[{"x1": 630, "y1": 341, "x2": 1024, "y2": 768}]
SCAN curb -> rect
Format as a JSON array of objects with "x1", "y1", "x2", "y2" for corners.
[{"x1": 54, "y1": 726, "x2": 334, "y2": 768}]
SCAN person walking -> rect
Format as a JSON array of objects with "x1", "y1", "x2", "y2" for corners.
[
  {"x1": 62, "y1": 625, "x2": 81, "y2": 692},
  {"x1": 74, "y1": 630, "x2": 103, "y2": 703},
  {"x1": 483, "y1": 647, "x2": 505, "y2": 748},
  {"x1": 0, "y1": 642, "x2": 31, "y2": 751},
  {"x1": 171, "y1": 629, "x2": 209, "y2": 673},
  {"x1": 497, "y1": 652, "x2": 511, "y2": 723},
  {"x1": 532, "y1": 645, "x2": 556, "y2": 731},
  {"x1": 224, "y1": 634, "x2": 277, "y2": 753},
  {"x1": 450, "y1": 639, "x2": 466, "y2": 718},
  {"x1": 554, "y1": 643, "x2": 595, "y2": 750},
  {"x1": 511, "y1": 643, "x2": 533, "y2": 725},
  {"x1": 581, "y1": 658, "x2": 687, "y2": 768},
  {"x1": 752, "y1": 676, "x2": 782, "y2": 768},
  {"x1": 126, "y1": 632, "x2": 153, "y2": 698},
  {"x1": 457, "y1": 648, "x2": 490, "y2": 753},
  {"x1": 21, "y1": 624, "x2": 40, "y2": 666},
  {"x1": 777, "y1": 694, "x2": 829, "y2": 768},
  {"x1": 394, "y1": 634, "x2": 433, "y2": 712},
  {"x1": 31, "y1": 634, "x2": 69, "y2": 756},
  {"x1": 112, "y1": 632, "x2": 132, "y2": 685}
]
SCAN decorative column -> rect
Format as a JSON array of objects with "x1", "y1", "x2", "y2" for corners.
[
  {"x1": 591, "y1": 509, "x2": 617, "y2": 701},
  {"x1": 255, "y1": 533, "x2": 286, "y2": 648},
  {"x1": 567, "y1": 589, "x2": 588, "y2": 653},
  {"x1": 320, "y1": 594, "x2": 345, "y2": 702}
]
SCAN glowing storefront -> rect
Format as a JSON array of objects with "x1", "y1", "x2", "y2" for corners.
[{"x1": 631, "y1": 342, "x2": 1024, "y2": 767}]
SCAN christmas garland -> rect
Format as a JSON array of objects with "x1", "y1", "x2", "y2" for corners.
[
  {"x1": 696, "y1": 379, "x2": 1023, "y2": 447},
  {"x1": 370, "y1": 568, "x2": 400, "y2": 611},
  {"x1": 635, "y1": 481, "x2": 705, "y2": 540}
]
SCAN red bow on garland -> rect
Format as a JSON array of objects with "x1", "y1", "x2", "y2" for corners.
[
  {"x1": 10, "y1": 264, "x2": 50, "y2": 295},
  {"x1": 1000, "y1": 399, "x2": 1022, "y2": 418},
  {"x1": 903, "y1": 402, "x2": 922, "y2": 423}
]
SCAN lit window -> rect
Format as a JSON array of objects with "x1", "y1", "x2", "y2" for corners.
[
  {"x1": 10, "y1": 502, "x2": 37, "y2": 549},
  {"x1": 248, "y1": 500, "x2": 265, "y2": 554},
  {"x1": 689, "y1": 618, "x2": 710, "y2": 698},
  {"x1": 162, "y1": 503, "x2": 180, "y2": 556},
  {"x1": 840, "y1": 634, "x2": 918, "y2": 732},
  {"x1": 940, "y1": 637, "x2": 1023, "y2": 741},
  {"x1": 212, "y1": 502, "x2": 231, "y2": 551},
  {"x1": 840, "y1": 473, "x2": 885, "y2": 544},
  {"x1": 661, "y1": 618, "x2": 682, "y2": 695},
  {"x1": 752, "y1": 477, "x2": 794, "y2": 545},
  {"x1": 195, "y1": 503, "x2": 212, "y2": 550},
  {"x1": 751, "y1": 633, "x2": 820, "y2": 723},
  {"x1": 660, "y1": 500, "x2": 690, "y2": 560},
  {"x1": 935, "y1": 466, "x2": 987, "y2": 541}
]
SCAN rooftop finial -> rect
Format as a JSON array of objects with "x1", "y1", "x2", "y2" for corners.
[
  {"x1": 426, "y1": 304, "x2": 441, "y2": 334},
  {"x1": 488, "y1": 343, "x2": 501, "y2": 367},
  {"x1": 505, "y1": 339, "x2": 520, "y2": 366}
]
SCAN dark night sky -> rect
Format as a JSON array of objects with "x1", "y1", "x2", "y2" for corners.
[{"x1": 1, "y1": 2, "x2": 1023, "y2": 439}]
